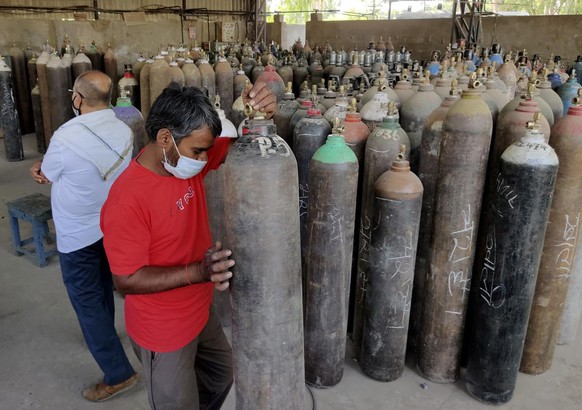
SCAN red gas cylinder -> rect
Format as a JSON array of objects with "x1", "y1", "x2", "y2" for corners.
[{"x1": 256, "y1": 64, "x2": 286, "y2": 102}]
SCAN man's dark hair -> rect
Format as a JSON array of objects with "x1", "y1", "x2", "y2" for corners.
[{"x1": 146, "y1": 83, "x2": 222, "y2": 143}]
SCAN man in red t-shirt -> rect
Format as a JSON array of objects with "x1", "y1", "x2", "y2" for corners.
[{"x1": 101, "y1": 83, "x2": 275, "y2": 409}]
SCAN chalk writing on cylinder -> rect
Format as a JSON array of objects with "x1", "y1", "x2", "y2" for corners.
[
  {"x1": 357, "y1": 214, "x2": 372, "y2": 303},
  {"x1": 479, "y1": 225, "x2": 506, "y2": 308},
  {"x1": 384, "y1": 233, "x2": 414, "y2": 329},
  {"x1": 446, "y1": 204, "x2": 473, "y2": 314},
  {"x1": 495, "y1": 173, "x2": 518, "y2": 211},
  {"x1": 299, "y1": 184, "x2": 309, "y2": 218},
  {"x1": 555, "y1": 213, "x2": 580, "y2": 278},
  {"x1": 254, "y1": 136, "x2": 291, "y2": 158}
]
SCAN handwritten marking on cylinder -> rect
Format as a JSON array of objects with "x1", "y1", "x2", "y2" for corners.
[
  {"x1": 479, "y1": 226, "x2": 506, "y2": 308},
  {"x1": 445, "y1": 204, "x2": 474, "y2": 314},
  {"x1": 299, "y1": 184, "x2": 309, "y2": 218},
  {"x1": 495, "y1": 173, "x2": 518, "y2": 210},
  {"x1": 253, "y1": 135, "x2": 291, "y2": 158},
  {"x1": 554, "y1": 213, "x2": 580, "y2": 277}
]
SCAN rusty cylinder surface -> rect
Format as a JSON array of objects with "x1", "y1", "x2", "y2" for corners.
[
  {"x1": 353, "y1": 113, "x2": 411, "y2": 359},
  {"x1": 304, "y1": 135, "x2": 358, "y2": 388},
  {"x1": 411, "y1": 93, "x2": 459, "y2": 352},
  {"x1": 71, "y1": 52, "x2": 92, "y2": 81},
  {"x1": 360, "y1": 157, "x2": 423, "y2": 382},
  {"x1": 400, "y1": 82, "x2": 442, "y2": 172},
  {"x1": 140, "y1": 61, "x2": 152, "y2": 119},
  {"x1": 36, "y1": 51, "x2": 52, "y2": 144},
  {"x1": 149, "y1": 57, "x2": 170, "y2": 107},
  {"x1": 198, "y1": 59, "x2": 216, "y2": 101},
  {"x1": 31, "y1": 85, "x2": 46, "y2": 153},
  {"x1": 46, "y1": 55, "x2": 73, "y2": 133},
  {"x1": 0, "y1": 59, "x2": 24, "y2": 161},
  {"x1": 9, "y1": 45, "x2": 34, "y2": 134},
  {"x1": 521, "y1": 103, "x2": 582, "y2": 375},
  {"x1": 466, "y1": 130, "x2": 558, "y2": 404},
  {"x1": 224, "y1": 118, "x2": 305, "y2": 409},
  {"x1": 215, "y1": 57, "x2": 234, "y2": 118},
  {"x1": 418, "y1": 89, "x2": 493, "y2": 383},
  {"x1": 104, "y1": 46, "x2": 119, "y2": 102}
]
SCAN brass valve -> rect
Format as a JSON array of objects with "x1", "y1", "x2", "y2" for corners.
[
  {"x1": 450, "y1": 79, "x2": 459, "y2": 96},
  {"x1": 468, "y1": 73, "x2": 481, "y2": 89},
  {"x1": 349, "y1": 98, "x2": 357, "y2": 113},
  {"x1": 397, "y1": 144, "x2": 407, "y2": 160},
  {"x1": 387, "y1": 101, "x2": 398, "y2": 116},
  {"x1": 332, "y1": 118, "x2": 345, "y2": 135},
  {"x1": 214, "y1": 94, "x2": 221, "y2": 109},
  {"x1": 286, "y1": 82, "x2": 292, "y2": 93},
  {"x1": 526, "y1": 112, "x2": 541, "y2": 130},
  {"x1": 244, "y1": 103, "x2": 265, "y2": 119}
]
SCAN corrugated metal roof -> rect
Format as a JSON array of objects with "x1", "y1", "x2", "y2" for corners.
[{"x1": 0, "y1": 0, "x2": 250, "y2": 20}]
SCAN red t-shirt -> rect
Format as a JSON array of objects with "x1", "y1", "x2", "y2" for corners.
[{"x1": 101, "y1": 138, "x2": 230, "y2": 352}]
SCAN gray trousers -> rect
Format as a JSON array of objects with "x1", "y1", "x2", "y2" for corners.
[{"x1": 131, "y1": 308, "x2": 233, "y2": 410}]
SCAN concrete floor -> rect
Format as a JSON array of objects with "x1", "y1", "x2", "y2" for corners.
[{"x1": 1, "y1": 133, "x2": 581, "y2": 410}]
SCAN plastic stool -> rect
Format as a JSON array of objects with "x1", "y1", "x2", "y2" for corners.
[{"x1": 6, "y1": 193, "x2": 57, "y2": 267}]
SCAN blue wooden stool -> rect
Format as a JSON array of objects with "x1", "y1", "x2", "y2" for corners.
[{"x1": 6, "y1": 193, "x2": 57, "y2": 267}]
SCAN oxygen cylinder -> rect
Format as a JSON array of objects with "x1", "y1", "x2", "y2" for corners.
[
  {"x1": 9, "y1": 44, "x2": 34, "y2": 134},
  {"x1": 418, "y1": 80, "x2": 493, "y2": 383},
  {"x1": 86, "y1": 41, "x2": 104, "y2": 72},
  {"x1": 31, "y1": 84, "x2": 46, "y2": 153},
  {"x1": 36, "y1": 51, "x2": 52, "y2": 144},
  {"x1": 197, "y1": 57, "x2": 216, "y2": 101},
  {"x1": 466, "y1": 120, "x2": 558, "y2": 404},
  {"x1": 46, "y1": 54, "x2": 73, "y2": 133},
  {"x1": 497, "y1": 80, "x2": 554, "y2": 128},
  {"x1": 241, "y1": 55, "x2": 256, "y2": 80},
  {"x1": 231, "y1": 85, "x2": 247, "y2": 130},
  {"x1": 215, "y1": 53, "x2": 234, "y2": 118},
  {"x1": 251, "y1": 58, "x2": 264, "y2": 84},
  {"x1": 140, "y1": 58, "x2": 153, "y2": 118},
  {"x1": 484, "y1": 76, "x2": 510, "y2": 111},
  {"x1": 224, "y1": 110, "x2": 305, "y2": 410},
  {"x1": 233, "y1": 65, "x2": 250, "y2": 101},
  {"x1": 559, "y1": 239, "x2": 582, "y2": 345},
  {"x1": 324, "y1": 85, "x2": 350, "y2": 125},
  {"x1": 521, "y1": 92, "x2": 582, "y2": 375},
  {"x1": 360, "y1": 146, "x2": 423, "y2": 382},
  {"x1": 294, "y1": 109, "x2": 332, "y2": 280},
  {"x1": 167, "y1": 61, "x2": 185, "y2": 87},
  {"x1": 497, "y1": 57, "x2": 518, "y2": 99},
  {"x1": 538, "y1": 70, "x2": 564, "y2": 122},
  {"x1": 206, "y1": 96, "x2": 237, "y2": 328},
  {"x1": 288, "y1": 100, "x2": 313, "y2": 149},
  {"x1": 277, "y1": 59, "x2": 294, "y2": 87},
  {"x1": 182, "y1": 58, "x2": 202, "y2": 88},
  {"x1": 0, "y1": 56, "x2": 24, "y2": 161},
  {"x1": 72, "y1": 49, "x2": 92, "y2": 81},
  {"x1": 133, "y1": 55, "x2": 146, "y2": 79},
  {"x1": 304, "y1": 125, "x2": 358, "y2": 388},
  {"x1": 411, "y1": 84, "x2": 460, "y2": 351},
  {"x1": 27, "y1": 54, "x2": 37, "y2": 92},
  {"x1": 104, "y1": 44, "x2": 119, "y2": 102},
  {"x1": 293, "y1": 62, "x2": 309, "y2": 97},
  {"x1": 61, "y1": 48, "x2": 73, "y2": 90},
  {"x1": 112, "y1": 90, "x2": 147, "y2": 158},
  {"x1": 556, "y1": 72, "x2": 581, "y2": 116},
  {"x1": 360, "y1": 85, "x2": 391, "y2": 132},
  {"x1": 149, "y1": 56, "x2": 170, "y2": 106},
  {"x1": 358, "y1": 73, "x2": 386, "y2": 110},
  {"x1": 394, "y1": 72, "x2": 415, "y2": 104},
  {"x1": 118, "y1": 64, "x2": 140, "y2": 110},
  {"x1": 400, "y1": 75, "x2": 442, "y2": 172},
  {"x1": 353, "y1": 103, "x2": 411, "y2": 359},
  {"x1": 273, "y1": 82, "x2": 300, "y2": 146},
  {"x1": 433, "y1": 77, "x2": 453, "y2": 100},
  {"x1": 256, "y1": 64, "x2": 286, "y2": 103},
  {"x1": 321, "y1": 84, "x2": 338, "y2": 110}
]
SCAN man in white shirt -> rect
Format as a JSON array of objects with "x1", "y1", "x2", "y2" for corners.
[{"x1": 29, "y1": 71, "x2": 137, "y2": 402}]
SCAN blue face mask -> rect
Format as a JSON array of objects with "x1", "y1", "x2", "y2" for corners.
[{"x1": 162, "y1": 136, "x2": 207, "y2": 179}]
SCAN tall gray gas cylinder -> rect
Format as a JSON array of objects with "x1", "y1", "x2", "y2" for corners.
[
  {"x1": 0, "y1": 55, "x2": 24, "y2": 161},
  {"x1": 304, "y1": 128, "x2": 358, "y2": 388},
  {"x1": 360, "y1": 147, "x2": 423, "y2": 382},
  {"x1": 224, "y1": 111, "x2": 305, "y2": 410},
  {"x1": 418, "y1": 80, "x2": 493, "y2": 383},
  {"x1": 466, "y1": 121, "x2": 558, "y2": 404}
]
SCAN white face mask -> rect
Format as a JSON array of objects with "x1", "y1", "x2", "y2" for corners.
[{"x1": 162, "y1": 136, "x2": 207, "y2": 179}]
